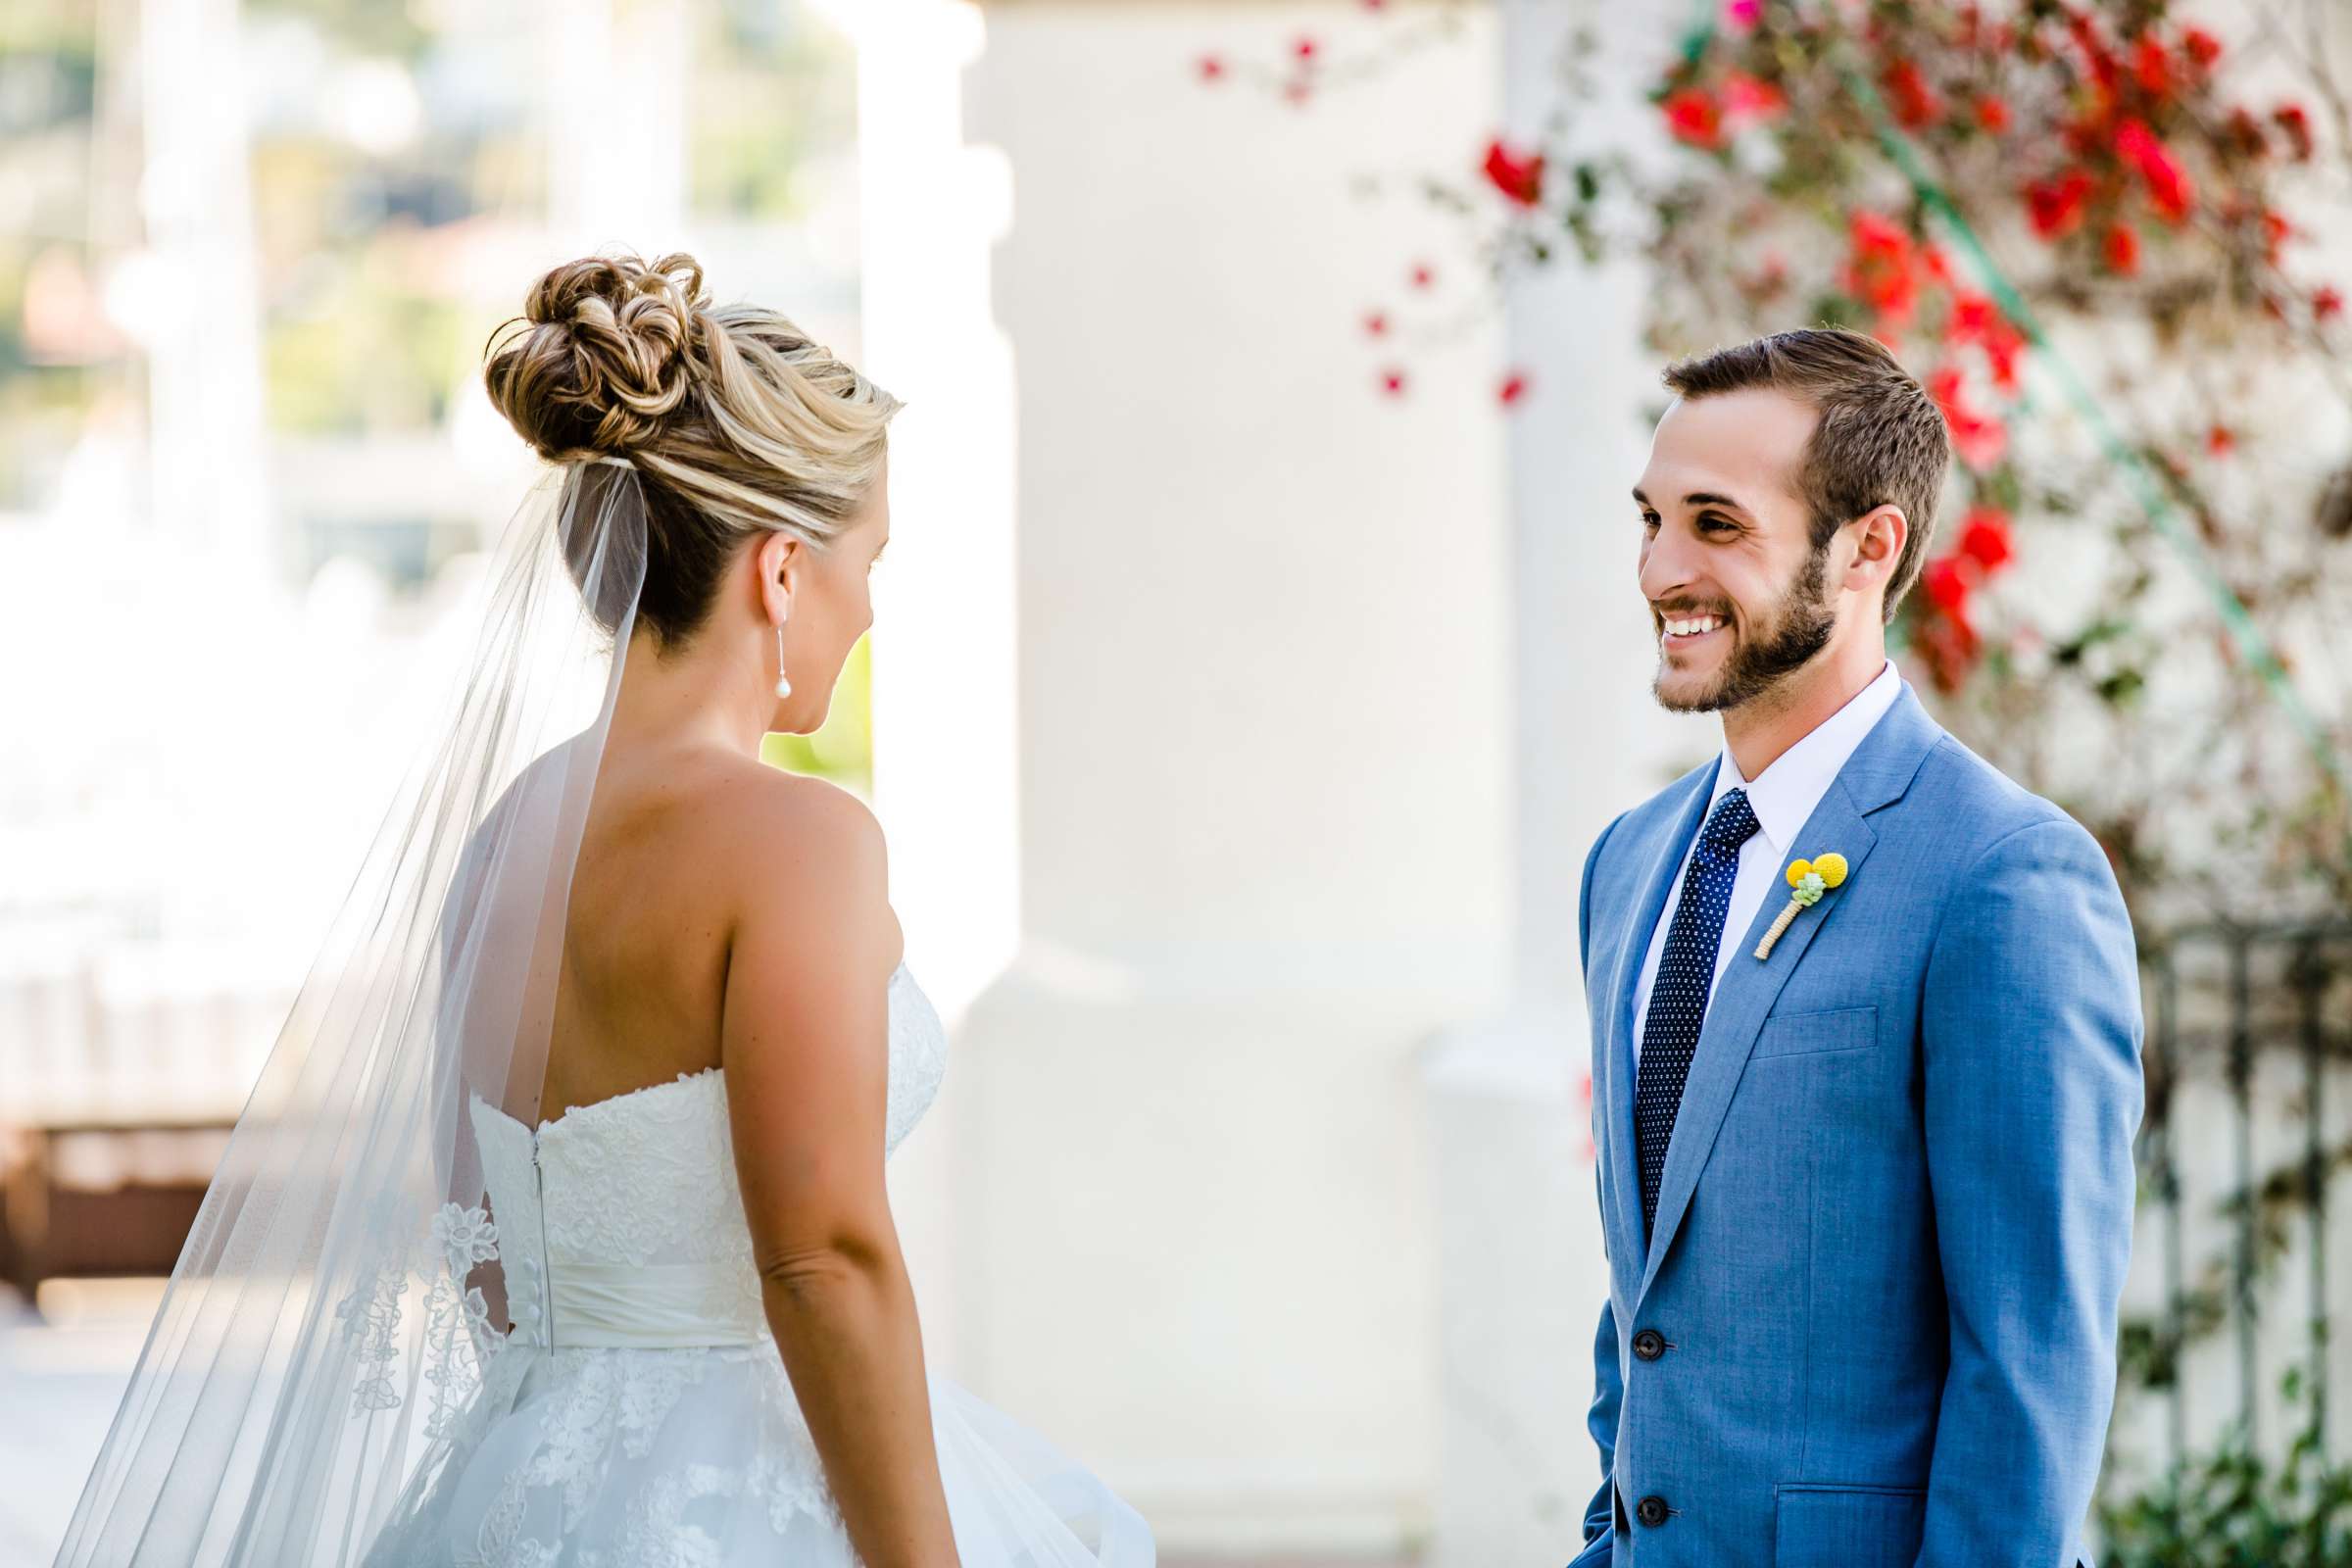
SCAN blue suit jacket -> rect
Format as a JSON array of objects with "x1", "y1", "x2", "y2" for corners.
[{"x1": 1566, "y1": 681, "x2": 2142, "y2": 1568}]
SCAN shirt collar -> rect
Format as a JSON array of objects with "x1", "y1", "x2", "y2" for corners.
[{"x1": 1710, "y1": 659, "x2": 1903, "y2": 855}]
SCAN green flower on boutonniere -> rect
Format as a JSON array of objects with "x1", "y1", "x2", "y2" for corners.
[{"x1": 1754, "y1": 851, "x2": 1850, "y2": 960}]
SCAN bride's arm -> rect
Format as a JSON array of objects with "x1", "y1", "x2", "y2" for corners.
[{"x1": 718, "y1": 777, "x2": 957, "y2": 1568}]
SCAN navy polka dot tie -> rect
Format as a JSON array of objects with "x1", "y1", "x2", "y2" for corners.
[{"x1": 1635, "y1": 786, "x2": 1761, "y2": 1233}]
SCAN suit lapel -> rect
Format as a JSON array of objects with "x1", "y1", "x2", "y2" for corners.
[
  {"x1": 1632, "y1": 682, "x2": 1946, "y2": 1306},
  {"x1": 1601, "y1": 761, "x2": 1718, "y2": 1300}
]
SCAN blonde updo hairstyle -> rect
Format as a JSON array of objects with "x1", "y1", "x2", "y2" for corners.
[{"x1": 483, "y1": 250, "x2": 902, "y2": 649}]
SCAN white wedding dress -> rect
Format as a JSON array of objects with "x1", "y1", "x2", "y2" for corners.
[{"x1": 358, "y1": 961, "x2": 1152, "y2": 1567}]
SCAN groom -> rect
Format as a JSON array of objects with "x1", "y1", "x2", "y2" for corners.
[{"x1": 1567, "y1": 327, "x2": 2143, "y2": 1568}]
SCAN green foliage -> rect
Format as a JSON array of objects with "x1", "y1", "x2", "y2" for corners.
[
  {"x1": 759, "y1": 632, "x2": 874, "y2": 790},
  {"x1": 2100, "y1": 1376, "x2": 2352, "y2": 1567}
]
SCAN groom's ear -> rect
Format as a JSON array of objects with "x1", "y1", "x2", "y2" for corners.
[{"x1": 1841, "y1": 502, "x2": 1908, "y2": 603}]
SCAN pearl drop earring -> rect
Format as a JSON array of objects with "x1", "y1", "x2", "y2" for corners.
[{"x1": 773, "y1": 602, "x2": 793, "y2": 699}]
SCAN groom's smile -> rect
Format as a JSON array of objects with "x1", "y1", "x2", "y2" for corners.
[{"x1": 1658, "y1": 612, "x2": 1726, "y2": 644}]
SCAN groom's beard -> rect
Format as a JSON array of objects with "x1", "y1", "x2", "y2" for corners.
[{"x1": 1652, "y1": 544, "x2": 1838, "y2": 714}]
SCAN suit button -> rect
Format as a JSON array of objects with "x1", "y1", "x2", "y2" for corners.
[
  {"x1": 1637, "y1": 1494, "x2": 1670, "y2": 1528},
  {"x1": 1632, "y1": 1328, "x2": 1666, "y2": 1361}
]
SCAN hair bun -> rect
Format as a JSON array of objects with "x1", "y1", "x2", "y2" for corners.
[{"x1": 485, "y1": 250, "x2": 713, "y2": 463}]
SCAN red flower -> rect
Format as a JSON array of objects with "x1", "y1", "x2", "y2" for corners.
[
  {"x1": 1409, "y1": 262, "x2": 1436, "y2": 289},
  {"x1": 1721, "y1": 71, "x2": 1786, "y2": 126},
  {"x1": 2182, "y1": 27, "x2": 2223, "y2": 70},
  {"x1": 2318, "y1": 286, "x2": 2346, "y2": 319},
  {"x1": 2206, "y1": 423, "x2": 2235, "y2": 456},
  {"x1": 1498, "y1": 370, "x2": 1531, "y2": 407},
  {"x1": 2275, "y1": 103, "x2": 2315, "y2": 161},
  {"x1": 1981, "y1": 321, "x2": 2026, "y2": 394},
  {"x1": 1379, "y1": 367, "x2": 1407, "y2": 397},
  {"x1": 2116, "y1": 118, "x2": 2193, "y2": 222},
  {"x1": 1295, "y1": 35, "x2": 1319, "y2": 61},
  {"x1": 1480, "y1": 137, "x2": 1546, "y2": 208},
  {"x1": 1921, "y1": 245, "x2": 1953, "y2": 285},
  {"x1": 2027, "y1": 170, "x2": 2095, "y2": 239},
  {"x1": 2132, "y1": 36, "x2": 2174, "y2": 100},
  {"x1": 1197, "y1": 54, "x2": 1226, "y2": 83},
  {"x1": 1929, "y1": 366, "x2": 2008, "y2": 469},
  {"x1": 1923, "y1": 554, "x2": 1977, "y2": 614},
  {"x1": 2103, "y1": 221, "x2": 2141, "y2": 275},
  {"x1": 2067, "y1": 11, "x2": 2120, "y2": 91},
  {"x1": 2261, "y1": 209, "x2": 2293, "y2": 262},
  {"x1": 1959, "y1": 508, "x2": 2016, "y2": 573},
  {"x1": 2226, "y1": 108, "x2": 2269, "y2": 158},
  {"x1": 1662, "y1": 85, "x2": 1724, "y2": 149},
  {"x1": 1916, "y1": 610, "x2": 1984, "y2": 693},
  {"x1": 1883, "y1": 60, "x2": 1941, "y2": 128},
  {"x1": 1362, "y1": 311, "x2": 1390, "y2": 338},
  {"x1": 1843, "y1": 210, "x2": 1921, "y2": 325},
  {"x1": 1974, "y1": 95, "x2": 2011, "y2": 133},
  {"x1": 1948, "y1": 294, "x2": 2029, "y2": 392},
  {"x1": 1947, "y1": 291, "x2": 1997, "y2": 340}
]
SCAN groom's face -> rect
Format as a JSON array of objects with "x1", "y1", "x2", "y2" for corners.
[{"x1": 1634, "y1": 388, "x2": 1840, "y2": 714}]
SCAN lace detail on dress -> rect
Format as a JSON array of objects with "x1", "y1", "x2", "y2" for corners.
[
  {"x1": 334, "y1": 1257, "x2": 407, "y2": 1415},
  {"x1": 588, "y1": 1462, "x2": 741, "y2": 1568},
  {"x1": 538, "y1": 1072, "x2": 748, "y2": 1270},
  {"x1": 422, "y1": 1203, "x2": 505, "y2": 1440},
  {"x1": 329, "y1": 1201, "x2": 510, "y2": 1436},
  {"x1": 454, "y1": 1467, "x2": 557, "y2": 1568},
  {"x1": 883, "y1": 962, "x2": 949, "y2": 1152}
]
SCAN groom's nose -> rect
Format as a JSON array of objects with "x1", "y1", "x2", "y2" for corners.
[{"x1": 1639, "y1": 526, "x2": 1705, "y2": 609}]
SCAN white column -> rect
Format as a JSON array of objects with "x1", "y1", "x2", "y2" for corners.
[
  {"x1": 1418, "y1": 4, "x2": 1685, "y2": 1565},
  {"x1": 132, "y1": 0, "x2": 270, "y2": 577},
  {"x1": 815, "y1": 0, "x2": 1017, "y2": 1395},
  {"x1": 926, "y1": 1, "x2": 1511, "y2": 1553},
  {"x1": 831, "y1": 0, "x2": 1021, "y2": 1022}
]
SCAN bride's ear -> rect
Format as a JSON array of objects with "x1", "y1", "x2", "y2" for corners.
[{"x1": 757, "y1": 531, "x2": 801, "y2": 621}]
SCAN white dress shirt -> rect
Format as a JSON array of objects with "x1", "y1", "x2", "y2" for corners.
[{"x1": 1631, "y1": 659, "x2": 1903, "y2": 1064}]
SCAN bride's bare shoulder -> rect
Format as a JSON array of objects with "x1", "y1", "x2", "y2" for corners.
[{"x1": 703, "y1": 760, "x2": 893, "y2": 944}]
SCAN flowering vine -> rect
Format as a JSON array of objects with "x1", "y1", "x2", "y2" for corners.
[{"x1": 1207, "y1": 0, "x2": 2352, "y2": 915}]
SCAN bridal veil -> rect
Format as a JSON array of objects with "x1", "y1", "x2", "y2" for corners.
[{"x1": 51, "y1": 457, "x2": 651, "y2": 1566}]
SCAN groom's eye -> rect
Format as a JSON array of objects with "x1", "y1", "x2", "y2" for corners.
[{"x1": 1697, "y1": 513, "x2": 1738, "y2": 534}]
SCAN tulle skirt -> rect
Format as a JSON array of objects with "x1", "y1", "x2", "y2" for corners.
[{"x1": 360, "y1": 1338, "x2": 1154, "y2": 1566}]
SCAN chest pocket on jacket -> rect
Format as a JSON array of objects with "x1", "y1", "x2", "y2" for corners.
[{"x1": 1750, "y1": 1004, "x2": 1879, "y2": 1060}]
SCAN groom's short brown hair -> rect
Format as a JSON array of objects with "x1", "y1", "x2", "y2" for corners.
[{"x1": 1662, "y1": 327, "x2": 1951, "y2": 625}]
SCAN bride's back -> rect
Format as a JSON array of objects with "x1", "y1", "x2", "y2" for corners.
[{"x1": 534, "y1": 744, "x2": 773, "y2": 1124}]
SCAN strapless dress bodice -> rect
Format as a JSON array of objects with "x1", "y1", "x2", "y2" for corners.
[{"x1": 464, "y1": 960, "x2": 947, "y2": 1349}]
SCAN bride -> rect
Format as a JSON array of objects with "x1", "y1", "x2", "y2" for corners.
[{"x1": 50, "y1": 251, "x2": 1152, "y2": 1568}]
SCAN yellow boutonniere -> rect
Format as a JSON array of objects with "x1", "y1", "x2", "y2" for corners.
[{"x1": 1754, "y1": 851, "x2": 1850, "y2": 959}]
